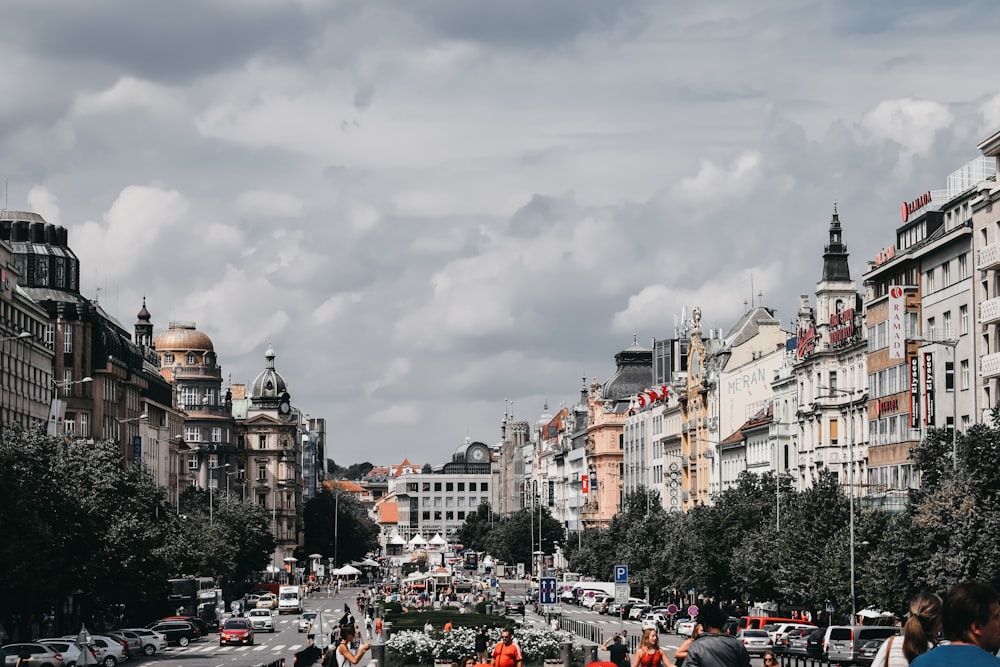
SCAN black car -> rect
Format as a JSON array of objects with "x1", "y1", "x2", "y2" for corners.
[
  {"x1": 805, "y1": 627, "x2": 828, "y2": 659},
  {"x1": 146, "y1": 620, "x2": 201, "y2": 647},
  {"x1": 504, "y1": 599, "x2": 526, "y2": 615},
  {"x1": 856, "y1": 638, "x2": 888, "y2": 667}
]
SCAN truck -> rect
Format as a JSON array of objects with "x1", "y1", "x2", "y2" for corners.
[{"x1": 278, "y1": 585, "x2": 303, "y2": 614}]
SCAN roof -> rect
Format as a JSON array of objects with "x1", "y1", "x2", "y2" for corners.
[
  {"x1": 724, "y1": 306, "x2": 781, "y2": 348},
  {"x1": 602, "y1": 335, "x2": 653, "y2": 402}
]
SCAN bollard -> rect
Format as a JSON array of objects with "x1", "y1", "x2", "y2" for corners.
[
  {"x1": 588, "y1": 644, "x2": 599, "y2": 664},
  {"x1": 561, "y1": 640, "x2": 572, "y2": 667},
  {"x1": 371, "y1": 641, "x2": 385, "y2": 667},
  {"x1": 382, "y1": 621, "x2": 393, "y2": 642}
]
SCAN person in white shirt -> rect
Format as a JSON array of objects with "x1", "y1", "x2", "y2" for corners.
[{"x1": 871, "y1": 591, "x2": 942, "y2": 667}]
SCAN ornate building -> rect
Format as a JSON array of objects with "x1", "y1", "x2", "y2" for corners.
[{"x1": 232, "y1": 345, "x2": 302, "y2": 571}]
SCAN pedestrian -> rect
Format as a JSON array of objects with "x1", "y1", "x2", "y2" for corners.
[
  {"x1": 761, "y1": 651, "x2": 778, "y2": 667},
  {"x1": 334, "y1": 625, "x2": 371, "y2": 666},
  {"x1": 491, "y1": 629, "x2": 523, "y2": 667},
  {"x1": 476, "y1": 625, "x2": 490, "y2": 663},
  {"x1": 870, "y1": 591, "x2": 942, "y2": 667},
  {"x1": 684, "y1": 604, "x2": 751, "y2": 667},
  {"x1": 631, "y1": 629, "x2": 672, "y2": 667},
  {"x1": 444, "y1": 620, "x2": 454, "y2": 631},
  {"x1": 295, "y1": 635, "x2": 324, "y2": 667},
  {"x1": 602, "y1": 633, "x2": 630, "y2": 667},
  {"x1": 549, "y1": 617, "x2": 559, "y2": 632},
  {"x1": 910, "y1": 582, "x2": 1000, "y2": 667},
  {"x1": 425, "y1": 620, "x2": 434, "y2": 633},
  {"x1": 340, "y1": 604, "x2": 356, "y2": 629},
  {"x1": 375, "y1": 617, "x2": 384, "y2": 638}
]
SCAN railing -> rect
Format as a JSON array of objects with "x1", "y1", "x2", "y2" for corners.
[
  {"x1": 980, "y1": 297, "x2": 1000, "y2": 324},
  {"x1": 557, "y1": 615, "x2": 604, "y2": 645},
  {"x1": 979, "y1": 243, "x2": 1000, "y2": 271},
  {"x1": 983, "y1": 352, "x2": 1000, "y2": 378}
]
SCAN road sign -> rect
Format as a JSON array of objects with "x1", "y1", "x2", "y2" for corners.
[
  {"x1": 615, "y1": 583, "x2": 629, "y2": 604},
  {"x1": 688, "y1": 605, "x2": 699, "y2": 617},
  {"x1": 614, "y1": 565, "x2": 628, "y2": 584},
  {"x1": 667, "y1": 604, "x2": 678, "y2": 615},
  {"x1": 540, "y1": 577, "x2": 558, "y2": 605}
]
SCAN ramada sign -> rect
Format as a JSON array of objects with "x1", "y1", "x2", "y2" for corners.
[{"x1": 901, "y1": 191, "x2": 932, "y2": 223}]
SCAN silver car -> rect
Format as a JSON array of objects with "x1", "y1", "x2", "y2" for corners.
[
  {"x1": 247, "y1": 609, "x2": 275, "y2": 632},
  {"x1": 3, "y1": 643, "x2": 66, "y2": 667},
  {"x1": 116, "y1": 629, "x2": 167, "y2": 656},
  {"x1": 36, "y1": 640, "x2": 99, "y2": 667}
]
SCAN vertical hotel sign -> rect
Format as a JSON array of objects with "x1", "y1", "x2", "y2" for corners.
[
  {"x1": 888, "y1": 286, "x2": 906, "y2": 359},
  {"x1": 910, "y1": 356, "x2": 920, "y2": 428},
  {"x1": 924, "y1": 352, "x2": 935, "y2": 426}
]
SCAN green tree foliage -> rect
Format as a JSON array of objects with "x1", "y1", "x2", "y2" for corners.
[
  {"x1": 299, "y1": 488, "x2": 379, "y2": 566},
  {"x1": 455, "y1": 502, "x2": 498, "y2": 552},
  {"x1": 326, "y1": 460, "x2": 374, "y2": 480},
  {"x1": 0, "y1": 427, "x2": 277, "y2": 630}
]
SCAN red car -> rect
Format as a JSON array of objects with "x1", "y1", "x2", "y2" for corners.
[{"x1": 219, "y1": 618, "x2": 254, "y2": 646}]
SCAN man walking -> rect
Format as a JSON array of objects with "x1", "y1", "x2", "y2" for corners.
[
  {"x1": 684, "y1": 604, "x2": 751, "y2": 667},
  {"x1": 475, "y1": 625, "x2": 490, "y2": 663},
  {"x1": 601, "y1": 633, "x2": 630, "y2": 667},
  {"x1": 492, "y1": 629, "x2": 523, "y2": 667},
  {"x1": 911, "y1": 582, "x2": 1000, "y2": 667}
]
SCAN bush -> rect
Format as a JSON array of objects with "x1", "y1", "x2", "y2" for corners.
[{"x1": 386, "y1": 628, "x2": 576, "y2": 665}]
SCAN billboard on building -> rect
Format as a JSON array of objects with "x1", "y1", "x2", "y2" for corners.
[{"x1": 889, "y1": 286, "x2": 906, "y2": 359}]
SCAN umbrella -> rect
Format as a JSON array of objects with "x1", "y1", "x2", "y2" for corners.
[
  {"x1": 355, "y1": 558, "x2": 380, "y2": 567},
  {"x1": 333, "y1": 564, "x2": 362, "y2": 576},
  {"x1": 284, "y1": 557, "x2": 298, "y2": 563}
]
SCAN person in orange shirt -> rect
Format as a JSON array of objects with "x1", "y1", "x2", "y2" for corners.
[
  {"x1": 444, "y1": 621, "x2": 454, "y2": 631},
  {"x1": 492, "y1": 629, "x2": 523, "y2": 667}
]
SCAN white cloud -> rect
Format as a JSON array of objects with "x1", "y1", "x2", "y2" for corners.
[
  {"x1": 675, "y1": 151, "x2": 763, "y2": 203},
  {"x1": 367, "y1": 402, "x2": 422, "y2": 426},
  {"x1": 861, "y1": 98, "x2": 954, "y2": 156},
  {"x1": 27, "y1": 185, "x2": 61, "y2": 225},
  {"x1": 363, "y1": 357, "x2": 412, "y2": 398},
  {"x1": 312, "y1": 291, "x2": 363, "y2": 326},
  {"x1": 236, "y1": 189, "x2": 306, "y2": 218},
  {"x1": 73, "y1": 76, "x2": 183, "y2": 117}
]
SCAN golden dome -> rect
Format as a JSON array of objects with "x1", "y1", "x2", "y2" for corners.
[{"x1": 153, "y1": 321, "x2": 215, "y2": 352}]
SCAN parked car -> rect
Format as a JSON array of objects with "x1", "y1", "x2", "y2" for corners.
[
  {"x1": 247, "y1": 609, "x2": 275, "y2": 633},
  {"x1": 36, "y1": 641, "x2": 97, "y2": 667},
  {"x1": 256, "y1": 594, "x2": 278, "y2": 610},
  {"x1": 219, "y1": 618, "x2": 254, "y2": 646},
  {"x1": 115, "y1": 629, "x2": 167, "y2": 656},
  {"x1": 676, "y1": 618, "x2": 697, "y2": 638},
  {"x1": 825, "y1": 626, "x2": 899, "y2": 664},
  {"x1": 737, "y1": 629, "x2": 773, "y2": 656},
  {"x1": 629, "y1": 604, "x2": 652, "y2": 621},
  {"x1": 805, "y1": 627, "x2": 828, "y2": 659},
  {"x1": 161, "y1": 616, "x2": 209, "y2": 636},
  {"x1": 145, "y1": 620, "x2": 201, "y2": 647},
  {"x1": 781, "y1": 627, "x2": 813, "y2": 655},
  {"x1": 56, "y1": 636, "x2": 124, "y2": 667},
  {"x1": 298, "y1": 612, "x2": 318, "y2": 633},
  {"x1": 2, "y1": 642, "x2": 66, "y2": 667},
  {"x1": 855, "y1": 638, "x2": 888, "y2": 667},
  {"x1": 642, "y1": 613, "x2": 669, "y2": 633}
]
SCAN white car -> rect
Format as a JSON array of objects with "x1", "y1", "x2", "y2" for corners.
[
  {"x1": 247, "y1": 608, "x2": 275, "y2": 632},
  {"x1": 38, "y1": 639, "x2": 100, "y2": 667},
  {"x1": 676, "y1": 619, "x2": 698, "y2": 637},
  {"x1": 642, "y1": 613, "x2": 669, "y2": 632},
  {"x1": 60, "y1": 635, "x2": 126, "y2": 667},
  {"x1": 117, "y1": 628, "x2": 168, "y2": 656}
]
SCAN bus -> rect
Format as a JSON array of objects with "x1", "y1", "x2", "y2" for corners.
[{"x1": 463, "y1": 551, "x2": 480, "y2": 571}]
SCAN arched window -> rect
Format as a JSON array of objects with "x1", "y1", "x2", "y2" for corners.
[{"x1": 186, "y1": 352, "x2": 196, "y2": 365}]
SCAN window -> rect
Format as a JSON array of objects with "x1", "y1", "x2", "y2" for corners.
[
  {"x1": 458, "y1": 511, "x2": 466, "y2": 520},
  {"x1": 942, "y1": 261, "x2": 951, "y2": 287},
  {"x1": 258, "y1": 494, "x2": 266, "y2": 508},
  {"x1": 959, "y1": 254, "x2": 969, "y2": 280},
  {"x1": 259, "y1": 435, "x2": 267, "y2": 449},
  {"x1": 422, "y1": 482, "x2": 430, "y2": 492},
  {"x1": 943, "y1": 311, "x2": 952, "y2": 339},
  {"x1": 186, "y1": 352, "x2": 196, "y2": 365},
  {"x1": 212, "y1": 427, "x2": 222, "y2": 443},
  {"x1": 927, "y1": 317, "x2": 936, "y2": 339},
  {"x1": 181, "y1": 386, "x2": 197, "y2": 407},
  {"x1": 44, "y1": 322, "x2": 54, "y2": 347},
  {"x1": 80, "y1": 413, "x2": 88, "y2": 438},
  {"x1": 830, "y1": 419, "x2": 839, "y2": 446},
  {"x1": 446, "y1": 482, "x2": 453, "y2": 491},
  {"x1": 945, "y1": 361, "x2": 954, "y2": 391},
  {"x1": 188, "y1": 454, "x2": 198, "y2": 470},
  {"x1": 458, "y1": 482, "x2": 465, "y2": 491},
  {"x1": 829, "y1": 371, "x2": 838, "y2": 393},
  {"x1": 164, "y1": 353, "x2": 174, "y2": 364},
  {"x1": 961, "y1": 305, "x2": 969, "y2": 335},
  {"x1": 433, "y1": 497, "x2": 442, "y2": 507},
  {"x1": 961, "y1": 360, "x2": 970, "y2": 390},
  {"x1": 63, "y1": 327, "x2": 73, "y2": 354},
  {"x1": 480, "y1": 483, "x2": 488, "y2": 492},
  {"x1": 407, "y1": 483, "x2": 418, "y2": 492},
  {"x1": 446, "y1": 511, "x2": 454, "y2": 521},
  {"x1": 237, "y1": 463, "x2": 246, "y2": 480},
  {"x1": 468, "y1": 483, "x2": 477, "y2": 491},
  {"x1": 185, "y1": 426, "x2": 200, "y2": 442},
  {"x1": 62, "y1": 369, "x2": 73, "y2": 396},
  {"x1": 422, "y1": 511, "x2": 430, "y2": 520},
  {"x1": 258, "y1": 465, "x2": 267, "y2": 481},
  {"x1": 434, "y1": 482, "x2": 442, "y2": 491}
]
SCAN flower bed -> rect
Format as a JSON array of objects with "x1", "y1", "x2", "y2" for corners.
[{"x1": 386, "y1": 627, "x2": 578, "y2": 665}]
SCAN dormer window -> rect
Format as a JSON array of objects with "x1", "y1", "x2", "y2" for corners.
[
  {"x1": 164, "y1": 353, "x2": 174, "y2": 364},
  {"x1": 186, "y1": 352, "x2": 196, "y2": 365}
]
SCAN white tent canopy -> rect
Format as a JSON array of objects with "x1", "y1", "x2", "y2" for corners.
[
  {"x1": 429, "y1": 533, "x2": 447, "y2": 546},
  {"x1": 408, "y1": 534, "x2": 428, "y2": 546},
  {"x1": 389, "y1": 534, "x2": 407, "y2": 546},
  {"x1": 332, "y1": 564, "x2": 361, "y2": 576}
]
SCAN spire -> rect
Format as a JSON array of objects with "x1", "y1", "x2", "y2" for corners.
[{"x1": 821, "y1": 204, "x2": 851, "y2": 282}]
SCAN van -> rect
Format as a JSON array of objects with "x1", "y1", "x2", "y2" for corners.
[
  {"x1": 278, "y1": 585, "x2": 302, "y2": 614},
  {"x1": 824, "y1": 625, "x2": 900, "y2": 664}
]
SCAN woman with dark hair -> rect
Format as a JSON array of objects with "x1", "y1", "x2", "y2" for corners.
[
  {"x1": 335, "y1": 625, "x2": 371, "y2": 666},
  {"x1": 871, "y1": 591, "x2": 943, "y2": 667}
]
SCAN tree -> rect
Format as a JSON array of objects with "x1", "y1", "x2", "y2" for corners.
[
  {"x1": 299, "y1": 488, "x2": 379, "y2": 566},
  {"x1": 455, "y1": 502, "x2": 498, "y2": 553}
]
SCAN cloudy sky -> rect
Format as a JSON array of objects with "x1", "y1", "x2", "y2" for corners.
[{"x1": 3, "y1": 1, "x2": 1000, "y2": 465}]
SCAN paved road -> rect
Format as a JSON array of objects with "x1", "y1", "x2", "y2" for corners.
[{"x1": 140, "y1": 588, "x2": 370, "y2": 667}]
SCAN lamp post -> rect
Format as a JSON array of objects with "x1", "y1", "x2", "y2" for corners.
[
  {"x1": 170, "y1": 436, "x2": 187, "y2": 514},
  {"x1": 48, "y1": 377, "x2": 93, "y2": 437},
  {"x1": 0, "y1": 331, "x2": 31, "y2": 436},
  {"x1": 208, "y1": 462, "x2": 225, "y2": 525},
  {"x1": 912, "y1": 337, "x2": 960, "y2": 469},
  {"x1": 818, "y1": 383, "x2": 864, "y2": 621}
]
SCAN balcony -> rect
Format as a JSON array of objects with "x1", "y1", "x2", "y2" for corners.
[
  {"x1": 979, "y1": 243, "x2": 1000, "y2": 271},
  {"x1": 983, "y1": 352, "x2": 1000, "y2": 378},
  {"x1": 981, "y1": 297, "x2": 1000, "y2": 325}
]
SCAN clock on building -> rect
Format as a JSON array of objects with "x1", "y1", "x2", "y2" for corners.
[
  {"x1": 469, "y1": 443, "x2": 489, "y2": 463},
  {"x1": 278, "y1": 400, "x2": 291, "y2": 415}
]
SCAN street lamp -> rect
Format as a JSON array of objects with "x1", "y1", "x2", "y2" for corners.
[
  {"x1": 52, "y1": 376, "x2": 93, "y2": 394},
  {"x1": 1, "y1": 331, "x2": 31, "y2": 342},
  {"x1": 169, "y1": 435, "x2": 187, "y2": 514},
  {"x1": 208, "y1": 462, "x2": 227, "y2": 525},
  {"x1": 818, "y1": 384, "x2": 864, "y2": 621},
  {"x1": 912, "y1": 337, "x2": 960, "y2": 469}
]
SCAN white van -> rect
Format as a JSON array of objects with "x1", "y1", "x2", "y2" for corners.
[{"x1": 278, "y1": 585, "x2": 303, "y2": 614}]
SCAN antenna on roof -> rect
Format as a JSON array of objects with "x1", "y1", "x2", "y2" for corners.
[{"x1": 3, "y1": 178, "x2": 7, "y2": 210}]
